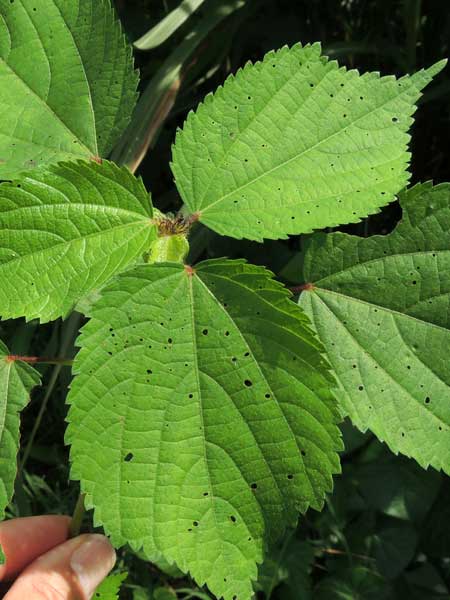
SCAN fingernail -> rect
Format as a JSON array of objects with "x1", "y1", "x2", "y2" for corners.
[{"x1": 70, "y1": 534, "x2": 116, "y2": 598}]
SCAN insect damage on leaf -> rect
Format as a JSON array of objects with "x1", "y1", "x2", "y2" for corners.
[{"x1": 66, "y1": 259, "x2": 342, "y2": 600}]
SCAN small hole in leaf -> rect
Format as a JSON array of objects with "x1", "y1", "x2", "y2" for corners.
[
  {"x1": 425, "y1": 397, "x2": 431, "y2": 404},
  {"x1": 358, "y1": 385, "x2": 364, "y2": 391},
  {"x1": 244, "y1": 380, "x2": 252, "y2": 387},
  {"x1": 193, "y1": 521, "x2": 199, "y2": 527},
  {"x1": 124, "y1": 453, "x2": 133, "y2": 462},
  {"x1": 265, "y1": 393, "x2": 271, "y2": 398},
  {"x1": 230, "y1": 516, "x2": 236, "y2": 522},
  {"x1": 251, "y1": 483, "x2": 257, "y2": 490},
  {"x1": 287, "y1": 474, "x2": 294, "y2": 480},
  {"x1": 202, "y1": 329, "x2": 208, "y2": 335}
]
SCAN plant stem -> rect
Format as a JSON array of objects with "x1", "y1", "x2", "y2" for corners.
[
  {"x1": 18, "y1": 312, "x2": 81, "y2": 474},
  {"x1": 69, "y1": 493, "x2": 86, "y2": 538},
  {"x1": 7, "y1": 356, "x2": 73, "y2": 366},
  {"x1": 288, "y1": 283, "x2": 315, "y2": 295}
]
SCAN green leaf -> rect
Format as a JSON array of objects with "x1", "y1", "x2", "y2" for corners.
[
  {"x1": 421, "y1": 479, "x2": 450, "y2": 558},
  {"x1": 172, "y1": 42, "x2": 445, "y2": 241},
  {"x1": 66, "y1": 259, "x2": 341, "y2": 600},
  {"x1": 93, "y1": 571, "x2": 127, "y2": 600},
  {"x1": 356, "y1": 450, "x2": 441, "y2": 523},
  {"x1": 152, "y1": 589, "x2": 177, "y2": 600},
  {"x1": 255, "y1": 534, "x2": 313, "y2": 599},
  {"x1": 314, "y1": 566, "x2": 391, "y2": 600},
  {"x1": 298, "y1": 182, "x2": 450, "y2": 473},
  {"x1": 0, "y1": 0, "x2": 138, "y2": 179},
  {"x1": 0, "y1": 341, "x2": 40, "y2": 520},
  {"x1": 0, "y1": 160, "x2": 157, "y2": 323},
  {"x1": 372, "y1": 521, "x2": 417, "y2": 580},
  {"x1": 134, "y1": 0, "x2": 207, "y2": 50}
]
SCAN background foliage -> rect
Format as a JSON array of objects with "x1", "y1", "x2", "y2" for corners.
[{"x1": 3, "y1": 0, "x2": 449, "y2": 598}]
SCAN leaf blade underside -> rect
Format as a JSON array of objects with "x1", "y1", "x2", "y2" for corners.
[
  {"x1": 66, "y1": 259, "x2": 342, "y2": 600},
  {"x1": 0, "y1": 0, "x2": 138, "y2": 179},
  {"x1": 0, "y1": 160, "x2": 156, "y2": 323},
  {"x1": 0, "y1": 340, "x2": 40, "y2": 519},
  {"x1": 299, "y1": 182, "x2": 450, "y2": 473},
  {"x1": 172, "y1": 42, "x2": 445, "y2": 241}
]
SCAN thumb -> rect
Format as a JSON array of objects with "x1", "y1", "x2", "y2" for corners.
[{"x1": 4, "y1": 533, "x2": 116, "y2": 600}]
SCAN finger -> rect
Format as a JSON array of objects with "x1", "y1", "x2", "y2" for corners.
[
  {"x1": 4, "y1": 533, "x2": 116, "y2": 600},
  {"x1": 0, "y1": 516, "x2": 71, "y2": 581}
]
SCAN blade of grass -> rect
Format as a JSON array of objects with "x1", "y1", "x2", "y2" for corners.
[
  {"x1": 111, "y1": 0, "x2": 246, "y2": 172},
  {"x1": 134, "y1": 0, "x2": 207, "y2": 50}
]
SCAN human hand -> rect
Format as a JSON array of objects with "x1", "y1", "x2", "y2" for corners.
[{"x1": 0, "y1": 516, "x2": 116, "y2": 599}]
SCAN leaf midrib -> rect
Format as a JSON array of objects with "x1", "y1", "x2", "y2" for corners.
[
  {"x1": 313, "y1": 286, "x2": 450, "y2": 336},
  {"x1": 0, "y1": 219, "x2": 153, "y2": 269},
  {"x1": 195, "y1": 271, "x2": 316, "y2": 503},
  {"x1": 51, "y1": 0, "x2": 98, "y2": 154},
  {"x1": 309, "y1": 248, "x2": 450, "y2": 306},
  {"x1": 0, "y1": 201, "x2": 151, "y2": 221},
  {"x1": 0, "y1": 0, "x2": 97, "y2": 157},
  {"x1": 195, "y1": 69, "x2": 423, "y2": 215},
  {"x1": 309, "y1": 290, "x2": 450, "y2": 432},
  {"x1": 193, "y1": 47, "x2": 328, "y2": 210},
  {"x1": 0, "y1": 56, "x2": 93, "y2": 156}
]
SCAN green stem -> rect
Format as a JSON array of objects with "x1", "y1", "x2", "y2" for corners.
[
  {"x1": 69, "y1": 493, "x2": 86, "y2": 538},
  {"x1": 18, "y1": 312, "x2": 81, "y2": 474}
]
